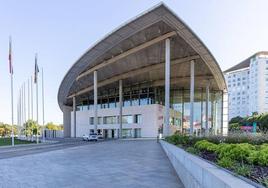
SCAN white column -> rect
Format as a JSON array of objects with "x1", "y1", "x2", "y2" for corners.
[
  {"x1": 119, "y1": 80, "x2": 123, "y2": 138},
  {"x1": 63, "y1": 105, "x2": 72, "y2": 137},
  {"x1": 205, "y1": 81, "x2": 210, "y2": 136},
  {"x1": 73, "y1": 96, "x2": 76, "y2": 138},
  {"x1": 214, "y1": 101, "x2": 218, "y2": 135},
  {"x1": 222, "y1": 90, "x2": 229, "y2": 136},
  {"x1": 164, "y1": 38, "x2": 170, "y2": 137},
  {"x1": 190, "y1": 60, "x2": 195, "y2": 136},
  {"x1": 94, "y1": 70, "x2": 98, "y2": 134}
]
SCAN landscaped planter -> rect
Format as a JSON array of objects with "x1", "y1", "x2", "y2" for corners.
[{"x1": 160, "y1": 140, "x2": 263, "y2": 188}]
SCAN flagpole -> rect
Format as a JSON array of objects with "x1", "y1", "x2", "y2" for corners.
[
  {"x1": 42, "y1": 68, "x2": 45, "y2": 142},
  {"x1": 17, "y1": 94, "x2": 20, "y2": 139},
  {"x1": 20, "y1": 88, "x2": 21, "y2": 126},
  {"x1": 9, "y1": 36, "x2": 14, "y2": 146},
  {"x1": 11, "y1": 74, "x2": 14, "y2": 146},
  {"x1": 28, "y1": 78, "x2": 30, "y2": 121},
  {"x1": 24, "y1": 82, "x2": 26, "y2": 124},
  {"x1": 35, "y1": 54, "x2": 39, "y2": 144},
  {"x1": 21, "y1": 86, "x2": 23, "y2": 125},
  {"x1": 31, "y1": 76, "x2": 33, "y2": 120}
]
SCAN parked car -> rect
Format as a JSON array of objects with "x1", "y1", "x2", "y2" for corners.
[
  {"x1": 82, "y1": 134, "x2": 89, "y2": 141},
  {"x1": 97, "y1": 133, "x2": 103, "y2": 139},
  {"x1": 88, "y1": 133, "x2": 98, "y2": 141}
]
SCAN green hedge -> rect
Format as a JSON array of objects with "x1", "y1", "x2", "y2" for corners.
[
  {"x1": 193, "y1": 140, "x2": 268, "y2": 166},
  {"x1": 165, "y1": 134, "x2": 268, "y2": 166}
]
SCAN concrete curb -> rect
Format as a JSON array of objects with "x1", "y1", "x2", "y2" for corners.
[{"x1": 160, "y1": 140, "x2": 259, "y2": 188}]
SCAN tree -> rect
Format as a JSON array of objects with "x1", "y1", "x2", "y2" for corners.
[
  {"x1": 229, "y1": 116, "x2": 244, "y2": 124},
  {"x1": 24, "y1": 120, "x2": 40, "y2": 136},
  {"x1": 0, "y1": 122, "x2": 18, "y2": 137},
  {"x1": 45, "y1": 122, "x2": 63, "y2": 131},
  {"x1": 229, "y1": 123, "x2": 240, "y2": 131},
  {"x1": 258, "y1": 113, "x2": 268, "y2": 133}
]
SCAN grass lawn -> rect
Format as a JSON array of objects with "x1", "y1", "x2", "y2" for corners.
[{"x1": 0, "y1": 138, "x2": 34, "y2": 146}]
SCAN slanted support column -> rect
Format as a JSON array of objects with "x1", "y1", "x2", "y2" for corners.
[
  {"x1": 205, "y1": 81, "x2": 210, "y2": 136},
  {"x1": 119, "y1": 79, "x2": 123, "y2": 138},
  {"x1": 164, "y1": 38, "x2": 170, "y2": 137},
  {"x1": 94, "y1": 70, "x2": 98, "y2": 134},
  {"x1": 73, "y1": 96, "x2": 76, "y2": 138},
  {"x1": 190, "y1": 60, "x2": 195, "y2": 136}
]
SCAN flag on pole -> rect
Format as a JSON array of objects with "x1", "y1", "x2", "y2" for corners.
[
  {"x1": 9, "y1": 37, "x2": 13, "y2": 74},
  {"x1": 9, "y1": 36, "x2": 15, "y2": 146},
  {"x1": 34, "y1": 54, "x2": 39, "y2": 83}
]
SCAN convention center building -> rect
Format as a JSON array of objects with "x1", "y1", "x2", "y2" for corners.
[{"x1": 58, "y1": 3, "x2": 228, "y2": 138}]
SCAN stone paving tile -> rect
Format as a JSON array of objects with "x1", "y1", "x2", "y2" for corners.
[{"x1": 0, "y1": 140, "x2": 184, "y2": 188}]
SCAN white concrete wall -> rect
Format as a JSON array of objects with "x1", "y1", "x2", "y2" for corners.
[
  {"x1": 160, "y1": 140, "x2": 255, "y2": 188},
  {"x1": 71, "y1": 104, "x2": 163, "y2": 138}
]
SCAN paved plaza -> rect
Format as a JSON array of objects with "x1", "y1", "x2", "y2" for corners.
[{"x1": 0, "y1": 140, "x2": 184, "y2": 188}]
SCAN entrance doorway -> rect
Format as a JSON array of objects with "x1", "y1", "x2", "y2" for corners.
[
  {"x1": 111, "y1": 129, "x2": 115, "y2": 138},
  {"x1": 104, "y1": 130, "x2": 108, "y2": 139}
]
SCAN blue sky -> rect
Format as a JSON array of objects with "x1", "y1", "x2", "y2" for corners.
[{"x1": 0, "y1": 0, "x2": 268, "y2": 124}]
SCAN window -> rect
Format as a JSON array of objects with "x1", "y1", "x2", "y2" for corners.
[
  {"x1": 103, "y1": 116, "x2": 117, "y2": 124},
  {"x1": 123, "y1": 96, "x2": 131, "y2": 107},
  {"x1": 132, "y1": 95, "x2": 139, "y2": 106},
  {"x1": 89, "y1": 117, "x2": 94, "y2": 125},
  {"x1": 89, "y1": 117, "x2": 102, "y2": 125},
  {"x1": 140, "y1": 94, "x2": 148, "y2": 105},
  {"x1": 108, "y1": 97, "x2": 116, "y2": 108},
  {"x1": 122, "y1": 115, "x2": 133, "y2": 124},
  {"x1": 134, "y1": 114, "x2": 141, "y2": 124}
]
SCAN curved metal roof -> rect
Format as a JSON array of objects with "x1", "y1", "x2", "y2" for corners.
[{"x1": 58, "y1": 3, "x2": 226, "y2": 111}]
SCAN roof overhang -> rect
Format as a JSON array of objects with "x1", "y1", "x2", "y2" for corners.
[{"x1": 58, "y1": 3, "x2": 226, "y2": 111}]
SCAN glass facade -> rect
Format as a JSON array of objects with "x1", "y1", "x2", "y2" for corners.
[{"x1": 78, "y1": 85, "x2": 223, "y2": 135}]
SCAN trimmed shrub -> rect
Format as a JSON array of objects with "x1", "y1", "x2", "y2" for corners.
[
  {"x1": 233, "y1": 164, "x2": 251, "y2": 176},
  {"x1": 247, "y1": 150, "x2": 259, "y2": 164},
  {"x1": 194, "y1": 140, "x2": 218, "y2": 152},
  {"x1": 165, "y1": 134, "x2": 203, "y2": 147},
  {"x1": 257, "y1": 147, "x2": 268, "y2": 166},
  {"x1": 186, "y1": 147, "x2": 199, "y2": 155},
  {"x1": 217, "y1": 157, "x2": 234, "y2": 168},
  {"x1": 216, "y1": 143, "x2": 255, "y2": 164}
]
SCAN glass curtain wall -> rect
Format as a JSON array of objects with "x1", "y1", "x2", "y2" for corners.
[{"x1": 75, "y1": 84, "x2": 223, "y2": 135}]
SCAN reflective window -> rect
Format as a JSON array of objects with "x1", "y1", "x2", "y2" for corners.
[
  {"x1": 123, "y1": 96, "x2": 131, "y2": 107},
  {"x1": 134, "y1": 114, "x2": 141, "y2": 124},
  {"x1": 122, "y1": 115, "x2": 133, "y2": 124},
  {"x1": 140, "y1": 94, "x2": 148, "y2": 105},
  {"x1": 103, "y1": 116, "x2": 117, "y2": 124},
  {"x1": 132, "y1": 95, "x2": 139, "y2": 106}
]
